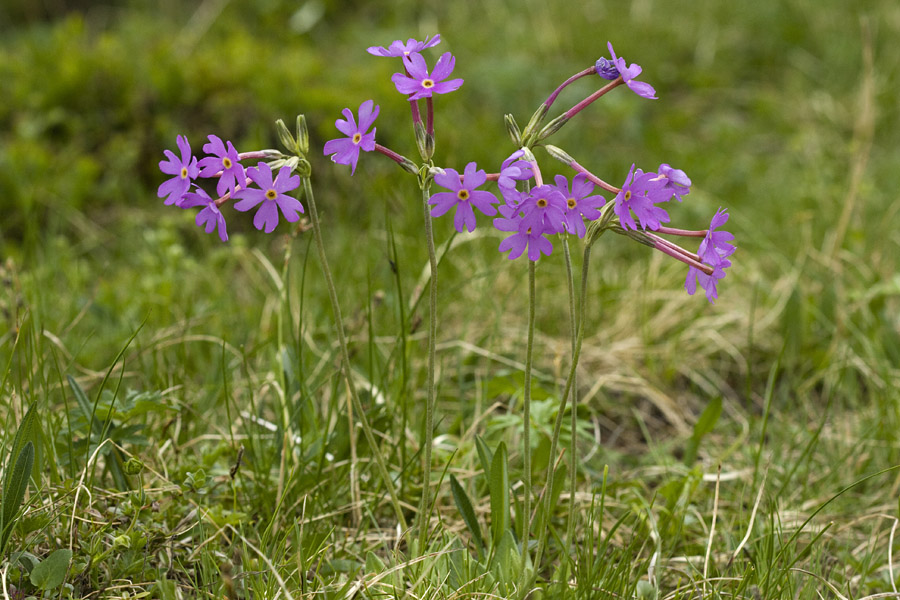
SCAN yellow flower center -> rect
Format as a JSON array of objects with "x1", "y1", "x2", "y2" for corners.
[
  {"x1": 266, "y1": 189, "x2": 278, "y2": 200},
  {"x1": 180, "y1": 167, "x2": 188, "y2": 179},
  {"x1": 352, "y1": 133, "x2": 362, "y2": 144},
  {"x1": 537, "y1": 198, "x2": 548, "y2": 208},
  {"x1": 624, "y1": 190, "x2": 632, "y2": 201},
  {"x1": 457, "y1": 189, "x2": 470, "y2": 201},
  {"x1": 223, "y1": 157, "x2": 232, "y2": 169},
  {"x1": 422, "y1": 78, "x2": 435, "y2": 88},
  {"x1": 567, "y1": 197, "x2": 577, "y2": 209}
]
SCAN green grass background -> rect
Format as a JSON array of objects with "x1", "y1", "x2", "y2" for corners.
[{"x1": 2, "y1": 0, "x2": 900, "y2": 597}]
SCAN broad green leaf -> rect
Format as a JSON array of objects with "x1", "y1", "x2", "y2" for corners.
[
  {"x1": 489, "y1": 441, "x2": 509, "y2": 548},
  {"x1": 2, "y1": 404, "x2": 39, "y2": 492},
  {"x1": 1, "y1": 441, "x2": 34, "y2": 554},
  {"x1": 30, "y1": 548, "x2": 72, "y2": 590},
  {"x1": 693, "y1": 397, "x2": 722, "y2": 439},
  {"x1": 365, "y1": 550, "x2": 386, "y2": 573},
  {"x1": 450, "y1": 474, "x2": 485, "y2": 558},
  {"x1": 475, "y1": 435, "x2": 493, "y2": 482}
]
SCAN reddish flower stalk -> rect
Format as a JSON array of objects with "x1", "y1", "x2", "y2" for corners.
[
  {"x1": 564, "y1": 77, "x2": 624, "y2": 120},
  {"x1": 568, "y1": 159, "x2": 620, "y2": 194},
  {"x1": 544, "y1": 66, "x2": 597, "y2": 110},
  {"x1": 647, "y1": 232, "x2": 714, "y2": 275},
  {"x1": 655, "y1": 225, "x2": 708, "y2": 237}
]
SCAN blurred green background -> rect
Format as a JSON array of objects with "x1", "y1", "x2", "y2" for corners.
[{"x1": 1, "y1": 0, "x2": 898, "y2": 414}]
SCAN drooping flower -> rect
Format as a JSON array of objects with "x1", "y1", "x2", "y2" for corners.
[
  {"x1": 197, "y1": 135, "x2": 246, "y2": 197},
  {"x1": 158, "y1": 135, "x2": 198, "y2": 206},
  {"x1": 517, "y1": 184, "x2": 568, "y2": 235},
  {"x1": 323, "y1": 100, "x2": 379, "y2": 175},
  {"x1": 497, "y1": 150, "x2": 534, "y2": 206},
  {"x1": 685, "y1": 208, "x2": 735, "y2": 303},
  {"x1": 595, "y1": 42, "x2": 657, "y2": 100},
  {"x1": 429, "y1": 163, "x2": 499, "y2": 233},
  {"x1": 494, "y1": 205, "x2": 554, "y2": 261},
  {"x1": 391, "y1": 52, "x2": 463, "y2": 100},
  {"x1": 552, "y1": 174, "x2": 606, "y2": 238},
  {"x1": 180, "y1": 187, "x2": 228, "y2": 242},
  {"x1": 233, "y1": 163, "x2": 303, "y2": 233},
  {"x1": 613, "y1": 165, "x2": 671, "y2": 231},
  {"x1": 367, "y1": 34, "x2": 441, "y2": 58},
  {"x1": 656, "y1": 163, "x2": 691, "y2": 201}
]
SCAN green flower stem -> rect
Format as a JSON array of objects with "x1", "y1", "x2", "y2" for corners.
[
  {"x1": 301, "y1": 176, "x2": 407, "y2": 530},
  {"x1": 562, "y1": 237, "x2": 578, "y2": 553},
  {"x1": 417, "y1": 180, "x2": 438, "y2": 553},
  {"x1": 521, "y1": 259, "x2": 536, "y2": 562},
  {"x1": 534, "y1": 240, "x2": 593, "y2": 569}
]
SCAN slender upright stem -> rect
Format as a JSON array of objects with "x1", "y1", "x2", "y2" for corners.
[
  {"x1": 417, "y1": 180, "x2": 438, "y2": 553},
  {"x1": 562, "y1": 237, "x2": 578, "y2": 553},
  {"x1": 534, "y1": 241, "x2": 593, "y2": 569},
  {"x1": 302, "y1": 177, "x2": 407, "y2": 530},
  {"x1": 521, "y1": 259, "x2": 536, "y2": 561}
]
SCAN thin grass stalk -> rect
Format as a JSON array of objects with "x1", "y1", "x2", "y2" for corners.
[
  {"x1": 521, "y1": 259, "x2": 536, "y2": 562},
  {"x1": 301, "y1": 176, "x2": 407, "y2": 530},
  {"x1": 562, "y1": 237, "x2": 578, "y2": 555},
  {"x1": 417, "y1": 180, "x2": 438, "y2": 553},
  {"x1": 534, "y1": 241, "x2": 593, "y2": 569}
]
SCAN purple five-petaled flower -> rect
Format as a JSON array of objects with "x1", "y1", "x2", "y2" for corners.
[
  {"x1": 158, "y1": 135, "x2": 198, "y2": 206},
  {"x1": 656, "y1": 163, "x2": 691, "y2": 201},
  {"x1": 391, "y1": 52, "x2": 463, "y2": 100},
  {"x1": 613, "y1": 164, "x2": 672, "y2": 231},
  {"x1": 429, "y1": 163, "x2": 499, "y2": 233},
  {"x1": 367, "y1": 34, "x2": 441, "y2": 57},
  {"x1": 233, "y1": 163, "x2": 303, "y2": 233},
  {"x1": 494, "y1": 204, "x2": 554, "y2": 262},
  {"x1": 517, "y1": 184, "x2": 568, "y2": 235},
  {"x1": 497, "y1": 150, "x2": 534, "y2": 206},
  {"x1": 197, "y1": 135, "x2": 246, "y2": 197},
  {"x1": 323, "y1": 100, "x2": 379, "y2": 176},
  {"x1": 180, "y1": 186, "x2": 228, "y2": 242},
  {"x1": 685, "y1": 208, "x2": 736, "y2": 303},
  {"x1": 595, "y1": 42, "x2": 657, "y2": 100},
  {"x1": 552, "y1": 174, "x2": 606, "y2": 238}
]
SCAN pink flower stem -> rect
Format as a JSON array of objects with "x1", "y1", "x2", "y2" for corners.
[
  {"x1": 568, "y1": 159, "x2": 620, "y2": 194},
  {"x1": 564, "y1": 77, "x2": 623, "y2": 120},
  {"x1": 237, "y1": 150, "x2": 279, "y2": 161},
  {"x1": 214, "y1": 176, "x2": 253, "y2": 207},
  {"x1": 375, "y1": 143, "x2": 407, "y2": 165},
  {"x1": 544, "y1": 66, "x2": 597, "y2": 110},
  {"x1": 655, "y1": 225, "x2": 708, "y2": 237},
  {"x1": 647, "y1": 232, "x2": 714, "y2": 275},
  {"x1": 426, "y1": 97, "x2": 434, "y2": 135}
]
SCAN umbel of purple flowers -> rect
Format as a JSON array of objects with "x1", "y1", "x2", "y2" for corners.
[{"x1": 160, "y1": 37, "x2": 734, "y2": 302}]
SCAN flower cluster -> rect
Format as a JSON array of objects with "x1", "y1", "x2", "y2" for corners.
[{"x1": 158, "y1": 134, "x2": 303, "y2": 240}]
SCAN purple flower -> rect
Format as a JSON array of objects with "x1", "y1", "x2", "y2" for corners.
[
  {"x1": 233, "y1": 163, "x2": 303, "y2": 233},
  {"x1": 494, "y1": 206, "x2": 554, "y2": 261},
  {"x1": 497, "y1": 150, "x2": 534, "y2": 205},
  {"x1": 323, "y1": 100, "x2": 379, "y2": 175},
  {"x1": 429, "y1": 163, "x2": 499, "y2": 233},
  {"x1": 180, "y1": 187, "x2": 228, "y2": 242},
  {"x1": 391, "y1": 52, "x2": 463, "y2": 100},
  {"x1": 597, "y1": 42, "x2": 657, "y2": 100},
  {"x1": 613, "y1": 165, "x2": 671, "y2": 231},
  {"x1": 552, "y1": 174, "x2": 606, "y2": 238},
  {"x1": 656, "y1": 163, "x2": 691, "y2": 201},
  {"x1": 367, "y1": 34, "x2": 441, "y2": 57},
  {"x1": 517, "y1": 185, "x2": 568, "y2": 235},
  {"x1": 197, "y1": 135, "x2": 246, "y2": 197},
  {"x1": 158, "y1": 135, "x2": 198, "y2": 206},
  {"x1": 685, "y1": 208, "x2": 735, "y2": 303}
]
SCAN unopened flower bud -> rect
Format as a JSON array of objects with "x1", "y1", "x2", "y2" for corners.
[
  {"x1": 295, "y1": 114, "x2": 309, "y2": 155},
  {"x1": 544, "y1": 144, "x2": 574, "y2": 166},
  {"x1": 124, "y1": 458, "x2": 144, "y2": 475},
  {"x1": 536, "y1": 114, "x2": 569, "y2": 142},
  {"x1": 275, "y1": 119, "x2": 298, "y2": 155},
  {"x1": 522, "y1": 104, "x2": 549, "y2": 142},
  {"x1": 414, "y1": 121, "x2": 428, "y2": 162},
  {"x1": 505, "y1": 114, "x2": 522, "y2": 146},
  {"x1": 424, "y1": 132, "x2": 435, "y2": 161}
]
